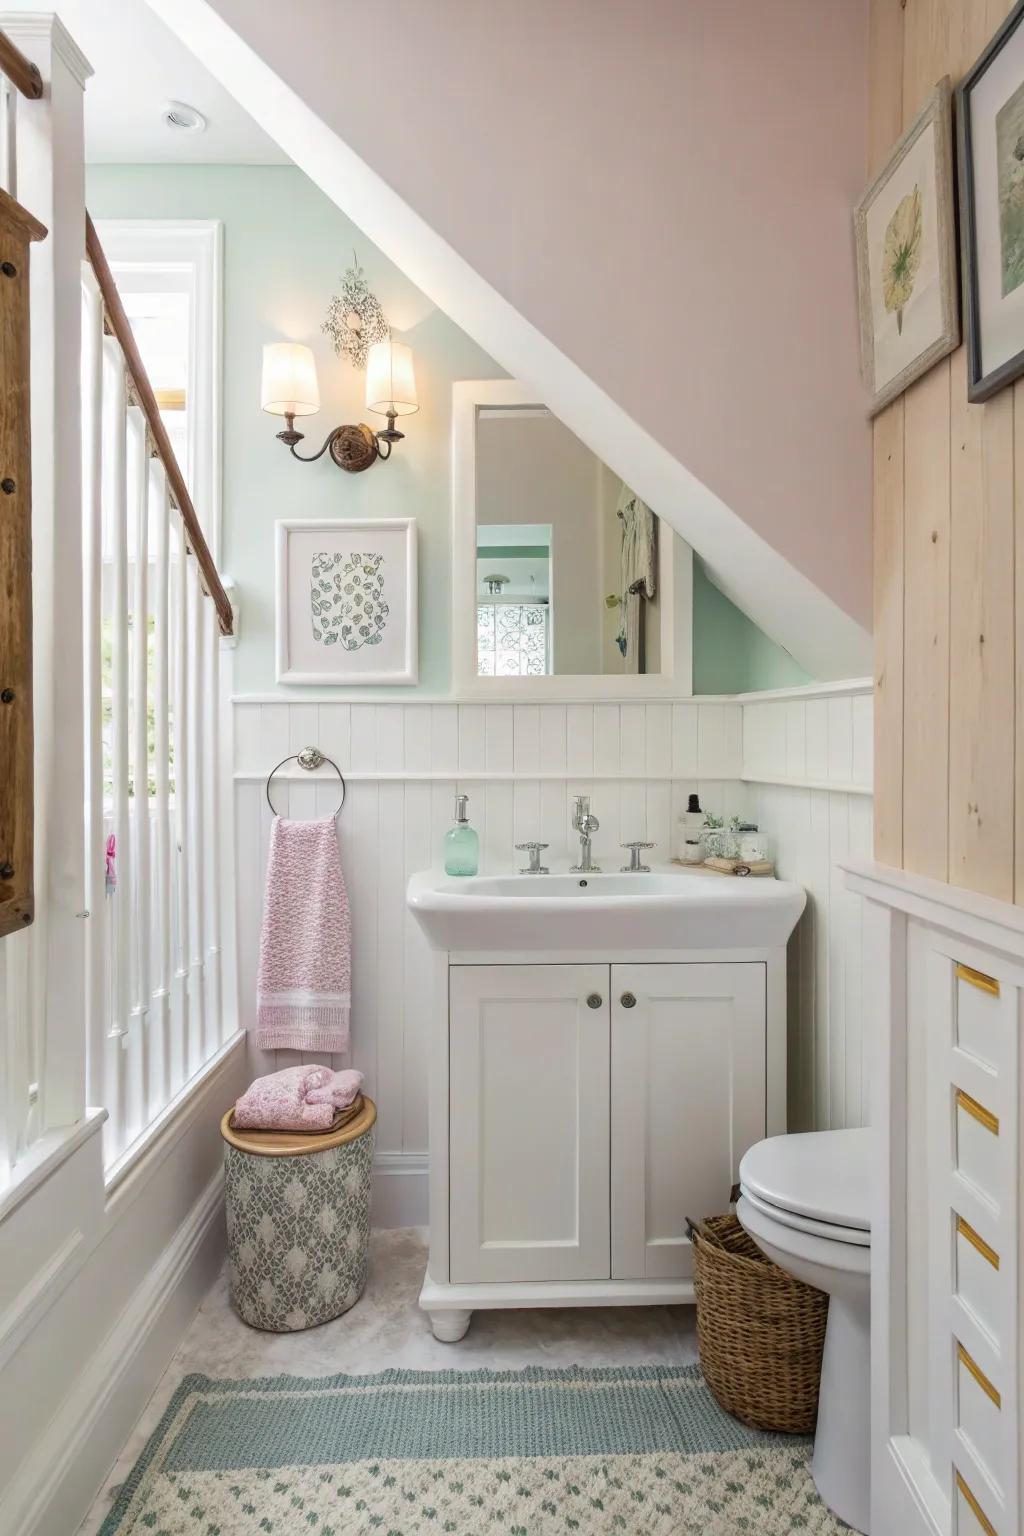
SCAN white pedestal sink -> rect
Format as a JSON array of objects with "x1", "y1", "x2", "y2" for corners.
[
  {"x1": 405, "y1": 862, "x2": 807, "y2": 1343},
  {"x1": 406, "y1": 865, "x2": 805, "y2": 953}
]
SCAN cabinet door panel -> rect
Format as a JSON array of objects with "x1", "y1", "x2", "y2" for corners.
[
  {"x1": 611, "y1": 962, "x2": 766, "y2": 1280},
  {"x1": 450, "y1": 964, "x2": 610, "y2": 1284}
]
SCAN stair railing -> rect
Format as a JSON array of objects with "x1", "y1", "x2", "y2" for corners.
[{"x1": 82, "y1": 217, "x2": 234, "y2": 1172}]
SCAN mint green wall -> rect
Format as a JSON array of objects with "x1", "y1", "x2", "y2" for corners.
[
  {"x1": 86, "y1": 165, "x2": 811, "y2": 696},
  {"x1": 87, "y1": 164, "x2": 503, "y2": 695},
  {"x1": 691, "y1": 559, "x2": 811, "y2": 693}
]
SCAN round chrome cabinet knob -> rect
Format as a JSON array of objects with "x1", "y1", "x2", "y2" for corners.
[
  {"x1": 620, "y1": 992, "x2": 637, "y2": 1009},
  {"x1": 586, "y1": 993, "x2": 603, "y2": 1009}
]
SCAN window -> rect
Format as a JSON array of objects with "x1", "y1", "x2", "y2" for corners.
[
  {"x1": 94, "y1": 219, "x2": 223, "y2": 559},
  {"x1": 477, "y1": 602, "x2": 550, "y2": 676}
]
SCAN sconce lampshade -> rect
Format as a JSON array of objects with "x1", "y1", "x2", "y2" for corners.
[
  {"x1": 366, "y1": 340, "x2": 418, "y2": 418},
  {"x1": 261, "y1": 342, "x2": 320, "y2": 417}
]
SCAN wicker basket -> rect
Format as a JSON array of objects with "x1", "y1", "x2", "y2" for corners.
[{"x1": 689, "y1": 1212, "x2": 828, "y2": 1434}]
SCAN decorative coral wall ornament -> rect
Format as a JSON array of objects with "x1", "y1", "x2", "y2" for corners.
[{"x1": 321, "y1": 252, "x2": 390, "y2": 370}]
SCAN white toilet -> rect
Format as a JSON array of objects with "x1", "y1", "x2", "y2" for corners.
[{"x1": 737, "y1": 1127, "x2": 871, "y2": 1535}]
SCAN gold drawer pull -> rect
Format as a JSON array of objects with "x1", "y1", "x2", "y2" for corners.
[
  {"x1": 957, "y1": 1215, "x2": 1000, "y2": 1270},
  {"x1": 956, "y1": 1089, "x2": 999, "y2": 1136},
  {"x1": 958, "y1": 1342, "x2": 1001, "y2": 1408},
  {"x1": 956, "y1": 963, "x2": 1000, "y2": 998},
  {"x1": 956, "y1": 1470, "x2": 998, "y2": 1535}
]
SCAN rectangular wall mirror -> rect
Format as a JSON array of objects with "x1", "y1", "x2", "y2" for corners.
[{"x1": 452, "y1": 381, "x2": 692, "y2": 697}]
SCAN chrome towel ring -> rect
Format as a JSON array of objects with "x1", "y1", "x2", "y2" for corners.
[{"x1": 265, "y1": 745, "x2": 347, "y2": 819}]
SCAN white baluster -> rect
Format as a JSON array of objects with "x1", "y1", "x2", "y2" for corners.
[
  {"x1": 0, "y1": 74, "x2": 15, "y2": 198},
  {"x1": 103, "y1": 337, "x2": 129, "y2": 1156},
  {"x1": 187, "y1": 556, "x2": 207, "y2": 1068},
  {"x1": 205, "y1": 597, "x2": 222, "y2": 1042},
  {"x1": 150, "y1": 461, "x2": 172, "y2": 1110},
  {"x1": 128, "y1": 407, "x2": 150, "y2": 1132},
  {"x1": 171, "y1": 520, "x2": 191, "y2": 1092},
  {"x1": 81, "y1": 266, "x2": 106, "y2": 1113}
]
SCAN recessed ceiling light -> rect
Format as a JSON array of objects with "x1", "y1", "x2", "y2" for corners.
[{"x1": 163, "y1": 101, "x2": 206, "y2": 134}]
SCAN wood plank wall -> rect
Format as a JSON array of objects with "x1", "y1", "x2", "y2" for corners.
[{"x1": 872, "y1": 0, "x2": 1024, "y2": 903}]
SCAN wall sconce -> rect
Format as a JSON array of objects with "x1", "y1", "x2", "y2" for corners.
[{"x1": 261, "y1": 338, "x2": 418, "y2": 473}]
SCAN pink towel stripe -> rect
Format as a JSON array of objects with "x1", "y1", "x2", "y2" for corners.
[{"x1": 256, "y1": 816, "x2": 352, "y2": 1053}]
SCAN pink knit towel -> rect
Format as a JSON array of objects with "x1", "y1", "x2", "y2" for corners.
[
  {"x1": 256, "y1": 816, "x2": 352, "y2": 1051},
  {"x1": 234, "y1": 1064, "x2": 364, "y2": 1132}
]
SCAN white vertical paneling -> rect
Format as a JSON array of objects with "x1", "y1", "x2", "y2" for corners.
[
  {"x1": 375, "y1": 780, "x2": 406, "y2": 1150},
  {"x1": 538, "y1": 704, "x2": 566, "y2": 772},
  {"x1": 645, "y1": 703, "x2": 672, "y2": 775},
  {"x1": 565, "y1": 704, "x2": 594, "y2": 774},
  {"x1": 403, "y1": 705, "x2": 431, "y2": 773},
  {"x1": 593, "y1": 704, "x2": 620, "y2": 774},
  {"x1": 672, "y1": 704, "x2": 698, "y2": 777},
  {"x1": 619, "y1": 704, "x2": 644, "y2": 775},
  {"x1": 484, "y1": 704, "x2": 513, "y2": 772},
  {"x1": 430, "y1": 704, "x2": 459, "y2": 773},
  {"x1": 512, "y1": 704, "x2": 540, "y2": 774},
  {"x1": 349, "y1": 704, "x2": 377, "y2": 772},
  {"x1": 805, "y1": 699, "x2": 828, "y2": 781},
  {"x1": 376, "y1": 705, "x2": 405, "y2": 772},
  {"x1": 318, "y1": 702, "x2": 351, "y2": 769},
  {"x1": 457, "y1": 703, "x2": 486, "y2": 773}
]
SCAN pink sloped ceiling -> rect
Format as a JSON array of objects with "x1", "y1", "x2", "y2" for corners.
[{"x1": 180, "y1": 0, "x2": 872, "y2": 628}]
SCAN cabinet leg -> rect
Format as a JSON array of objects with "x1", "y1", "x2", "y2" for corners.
[{"x1": 429, "y1": 1308, "x2": 472, "y2": 1343}]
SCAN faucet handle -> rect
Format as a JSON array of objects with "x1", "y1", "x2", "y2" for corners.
[
  {"x1": 621, "y1": 840, "x2": 655, "y2": 873},
  {"x1": 515, "y1": 841, "x2": 549, "y2": 874}
]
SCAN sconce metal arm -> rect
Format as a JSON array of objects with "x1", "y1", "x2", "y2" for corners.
[{"x1": 280, "y1": 425, "x2": 346, "y2": 463}]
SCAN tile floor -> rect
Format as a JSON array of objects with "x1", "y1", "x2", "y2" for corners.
[{"x1": 77, "y1": 1226, "x2": 699, "y2": 1534}]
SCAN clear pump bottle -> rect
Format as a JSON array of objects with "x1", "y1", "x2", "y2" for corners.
[{"x1": 444, "y1": 793, "x2": 479, "y2": 876}]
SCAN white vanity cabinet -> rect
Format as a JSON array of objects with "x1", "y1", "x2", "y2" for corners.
[
  {"x1": 435, "y1": 956, "x2": 772, "y2": 1333},
  {"x1": 408, "y1": 865, "x2": 801, "y2": 1342}
]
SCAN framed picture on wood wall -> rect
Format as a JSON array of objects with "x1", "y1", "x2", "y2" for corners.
[
  {"x1": 854, "y1": 78, "x2": 959, "y2": 416},
  {"x1": 958, "y1": 0, "x2": 1024, "y2": 401},
  {"x1": 276, "y1": 518, "x2": 419, "y2": 685}
]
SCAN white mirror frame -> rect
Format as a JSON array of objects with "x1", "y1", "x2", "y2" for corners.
[{"x1": 452, "y1": 380, "x2": 692, "y2": 699}]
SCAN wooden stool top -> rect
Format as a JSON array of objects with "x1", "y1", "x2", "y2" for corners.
[{"x1": 220, "y1": 1095, "x2": 376, "y2": 1157}]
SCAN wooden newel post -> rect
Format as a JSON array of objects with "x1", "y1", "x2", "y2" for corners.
[{"x1": 0, "y1": 186, "x2": 46, "y2": 939}]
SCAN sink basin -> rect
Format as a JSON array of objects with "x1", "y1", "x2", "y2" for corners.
[{"x1": 406, "y1": 867, "x2": 806, "y2": 952}]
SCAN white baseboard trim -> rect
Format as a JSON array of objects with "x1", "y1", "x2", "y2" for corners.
[
  {"x1": 372, "y1": 1151, "x2": 428, "y2": 1229},
  {"x1": 1, "y1": 1169, "x2": 225, "y2": 1536}
]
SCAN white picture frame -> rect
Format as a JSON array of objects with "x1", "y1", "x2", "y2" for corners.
[{"x1": 275, "y1": 518, "x2": 418, "y2": 685}]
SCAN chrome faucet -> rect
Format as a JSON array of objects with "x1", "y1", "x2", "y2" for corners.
[{"x1": 571, "y1": 795, "x2": 601, "y2": 873}]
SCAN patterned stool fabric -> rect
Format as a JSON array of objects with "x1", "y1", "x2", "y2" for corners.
[{"x1": 221, "y1": 1097, "x2": 376, "y2": 1332}]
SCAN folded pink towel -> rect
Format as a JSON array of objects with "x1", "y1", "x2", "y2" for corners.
[
  {"x1": 234, "y1": 1065, "x2": 364, "y2": 1131},
  {"x1": 256, "y1": 816, "x2": 352, "y2": 1052}
]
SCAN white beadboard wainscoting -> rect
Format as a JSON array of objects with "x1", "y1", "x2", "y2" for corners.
[
  {"x1": 233, "y1": 698, "x2": 746, "y2": 1222},
  {"x1": 741, "y1": 680, "x2": 874, "y2": 1134},
  {"x1": 231, "y1": 685, "x2": 873, "y2": 1221}
]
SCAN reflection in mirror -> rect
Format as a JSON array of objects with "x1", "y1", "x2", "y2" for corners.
[{"x1": 474, "y1": 407, "x2": 668, "y2": 677}]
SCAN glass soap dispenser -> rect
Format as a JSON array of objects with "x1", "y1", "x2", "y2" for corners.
[{"x1": 444, "y1": 793, "x2": 479, "y2": 876}]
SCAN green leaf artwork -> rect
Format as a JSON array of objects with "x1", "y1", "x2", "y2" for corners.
[{"x1": 310, "y1": 552, "x2": 389, "y2": 651}]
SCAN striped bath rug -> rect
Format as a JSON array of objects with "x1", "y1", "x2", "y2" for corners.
[{"x1": 99, "y1": 1364, "x2": 848, "y2": 1534}]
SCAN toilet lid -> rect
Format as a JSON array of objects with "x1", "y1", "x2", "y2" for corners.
[{"x1": 739, "y1": 1128, "x2": 871, "y2": 1233}]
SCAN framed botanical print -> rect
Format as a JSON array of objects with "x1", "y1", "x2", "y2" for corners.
[
  {"x1": 854, "y1": 78, "x2": 959, "y2": 415},
  {"x1": 276, "y1": 518, "x2": 418, "y2": 685},
  {"x1": 958, "y1": 0, "x2": 1024, "y2": 401}
]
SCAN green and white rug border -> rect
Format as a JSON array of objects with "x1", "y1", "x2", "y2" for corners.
[{"x1": 98, "y1": 1362, "x2": 812, "y2": 1535}]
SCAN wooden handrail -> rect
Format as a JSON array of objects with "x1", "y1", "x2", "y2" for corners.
[
  {"x1": 85, "y1": 213, "x2": 234, "y2": 636},
  {"x1": 0, "y1": 29, "x2": 43, "y2": 100}
]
